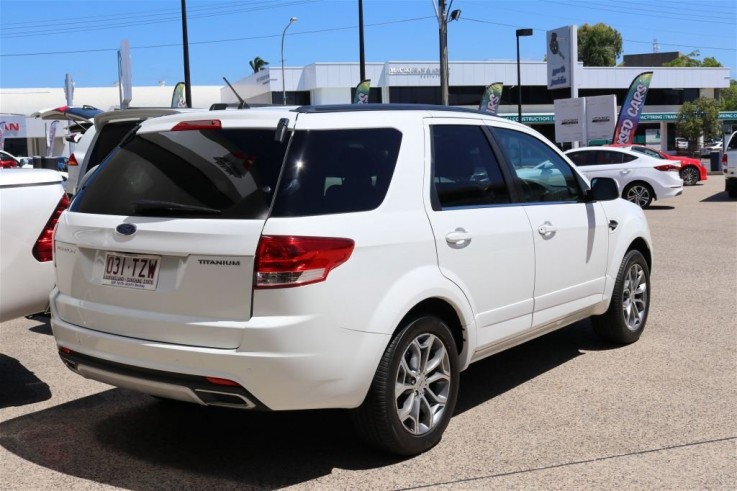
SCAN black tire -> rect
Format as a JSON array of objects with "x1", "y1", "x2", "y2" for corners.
[
  {"x1": 679, "y1": 166, "x2": 700, "y2": 186},
  {"x1": 727, "y1": 181, "x2": 737, "y2": 199},
  {"x1": 623, "y1": 182, "x2": 654, "y2": 209},
  {"x1": 592, "y1": 250, "x2": 650, "y2": 344},
  {"x1": 352, "y1": 315, "x2": 459, "y2": 456}
]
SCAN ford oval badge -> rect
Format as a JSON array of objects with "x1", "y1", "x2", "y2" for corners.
[{"x1": 116, "y1": 223, "x2": 137, "y2": 236}]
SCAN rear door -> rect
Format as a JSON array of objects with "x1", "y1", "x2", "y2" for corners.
[
  {"x1": 54, "y1": 114, "x2": 290, "y2": 349},
  {"x1": 491, "y1": 128, "x2": 609, "y2": 328},
  {"x1": 424, "y1": 119, "x2": 535, "y2": 350}
]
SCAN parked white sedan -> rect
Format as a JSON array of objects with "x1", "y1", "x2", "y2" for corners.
[
  {"x1": 0, "y1": 169, "x2": 69, "y2": 321},
  {"x1": 565, "y1": 146, "x2": 683, "y2": 208}
]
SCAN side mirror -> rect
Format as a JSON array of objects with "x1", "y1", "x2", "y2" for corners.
[{"x1": 586, "y1": 177, "x2": 619, "y2": 202}]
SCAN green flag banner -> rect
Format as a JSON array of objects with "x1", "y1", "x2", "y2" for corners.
[
  {"x1": 479, "y1": 82, "x2": 503, "y2": 116},
  {"x1": 171, "y1": 82, "x2": 187, "y2": 108},
  {"x1": 353, "y1": 79, "x2": 371, "y2": 104}
]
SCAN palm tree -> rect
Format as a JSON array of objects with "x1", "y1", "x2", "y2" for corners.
[{"x1": 249, "y1": 57, "x2": 269, "y2": 73}]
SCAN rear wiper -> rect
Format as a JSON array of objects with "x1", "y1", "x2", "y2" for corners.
[{"x1": 131, "y1": 199, "x2": 222, "y2": 216}]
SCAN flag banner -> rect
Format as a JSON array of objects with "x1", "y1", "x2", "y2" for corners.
[
  {"x1": 479, "y1": 82, "x2": 503, "y2": 115},
  {"x1": 46, "y1": 120, "x2": 59, "y2": 157},
  {"x1": 353, "y1": 79, "x2": 371, "y2": 104},
  {"x1": 0, "y1": 122, "x2": 5, "y2": 151},
  {"x1": 612, "y1": 72, "x2": 653, "y2": 145},
  {"x1": 171, "y1": 82, "x2": 187, "y2": 108}
]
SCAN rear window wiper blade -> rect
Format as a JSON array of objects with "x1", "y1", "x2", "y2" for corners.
[{"x1": 130, "y1": 199, "x2": 222, "y2": 216}]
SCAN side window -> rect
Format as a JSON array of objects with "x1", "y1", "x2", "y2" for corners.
[
  {"x1": 727, "y1": 134, "x2": 737, "y2": 151},
  {"x1": 271, "y1": 128, "x2": 402, "y2": 217},
  {"x1": 566, "y1": 151, "x2": 590, "y2": 166},
  {"x1": 493, "y1": 127, "x2": 582, "y2": 203},
  {"x1": 431, "y1": 125, "x2": 510, "y2": 209}
]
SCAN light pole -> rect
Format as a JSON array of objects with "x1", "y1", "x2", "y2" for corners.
[
  {"x1": 516, "y1": 28, "x2": 533, "y2": 123},
  {"x1": 281, "y1": 17, "x2": 297, "y2": 105}
]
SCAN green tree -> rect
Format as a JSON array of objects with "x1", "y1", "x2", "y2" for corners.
[
  {"x1": 249, "y1": 56, "x2": 269, "y2": 73},
  {"x1": 676, "y1": 97, "x2": 721, "y2": 149},
  {"x1": 577, "y1": 23, "x2": 623, "y2": 66},
  {"x1": 721, "y1": 80, "x2": 737, "y2": 111},
  {"x1": 663, "y1": 50, "x2": 723, "y2": 68}
]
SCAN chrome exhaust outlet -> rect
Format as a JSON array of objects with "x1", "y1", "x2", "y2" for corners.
[{"x1": 194, "y1": 389, "x2": 256, "y2": 409}]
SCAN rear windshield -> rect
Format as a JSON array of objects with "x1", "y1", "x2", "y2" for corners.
[
  {"x1": 71, "y1": 128, "x2": 287, "y2": 219},
  {"x1": 87, "y1": 120, "x2": 140, "y2": 170},
  {"x1": 70, "y1": 126, "x2": 402, "y2": 219}
]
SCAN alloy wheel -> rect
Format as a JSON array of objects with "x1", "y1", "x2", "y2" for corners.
[
  {"x1": 622, "y1": 263, "x2": 648, "y2": 331},
  {"x1": 394, "y1": 333, "x2": 452, "y2": 435}
]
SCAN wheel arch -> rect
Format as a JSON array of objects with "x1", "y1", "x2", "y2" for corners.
[
  {"x1": 397, "y1": 298, "x2": 466, "y2": 361},
  {"x1": 627, "y1": 237, "x2": 652, "y2": 272},
  {"x1": 623, "y1": 180, "x2": 656, "y2": 200}
]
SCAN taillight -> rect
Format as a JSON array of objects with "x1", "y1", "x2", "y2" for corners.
[
  {"x1": 723, "y1": 154, "x2": 728, "y2": 172},
  {"x1": 654, "y1": 164, "x2": 680, "y2": 172},
  {"x1": 255, "y1": 235, "x2": 355, "y2": 288},
  {"x1": 33, "y1": 194, "x2": 70, "y2": 262},
  {"x1": 171, "y1": 119, "x2": 222, "y2": 131},
  {"x1": 67, "y1": 153, "x2": 79, "y2": 166}
]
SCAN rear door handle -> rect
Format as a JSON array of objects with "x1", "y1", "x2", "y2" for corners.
[
  {"x1": 446, "y1": 229, "x2": 472, "y2": 247},
  {"x1": 538, "y1": 222, "x2": 557, "y2": 236}
]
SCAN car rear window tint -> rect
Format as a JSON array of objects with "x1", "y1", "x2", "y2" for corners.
[
  {"x1": 71, "y1": 129, "x2": 287, "y2": 219},
  {"x1": 270, "y1": 128, "x2": 402, "y2": 216},
  {"x1": 87, "y1": 121, "x2": 140, "y2": 169}
]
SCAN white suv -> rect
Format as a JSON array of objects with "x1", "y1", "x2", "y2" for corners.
[{"x1": 51, "y1": 105, "x2": 653, "y2": 455}]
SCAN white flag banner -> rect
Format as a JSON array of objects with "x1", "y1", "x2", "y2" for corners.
[{"x1": 46, "y1": 120, "x2": 59, "y2": 157}]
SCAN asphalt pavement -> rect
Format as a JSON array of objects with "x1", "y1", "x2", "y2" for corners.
[{"x1": 1, "y1": 174, "x2": 735, "y2": 490}]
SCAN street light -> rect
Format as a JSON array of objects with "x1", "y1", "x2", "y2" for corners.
[
  {"x1": 281, "y1": 17, "x2": 297, "y2": 105},
  {"x1": 516, "y1": 28, "x2": 533, "y2": 123}
]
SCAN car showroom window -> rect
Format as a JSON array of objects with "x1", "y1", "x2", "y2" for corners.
[
  {"x1": 491, "y1": 127, "x2": 581, "y2": 203},
  {"x1": 430, "y1": 124, "x2": 510, "y2": 209}
]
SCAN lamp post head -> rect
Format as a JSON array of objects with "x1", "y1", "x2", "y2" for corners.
[
  {"x1": 290, "y1": 17, "x2": 297, "y2": 23},
  {"x1": 516, "y1": 28, "x2": 533, "y2": 37}
]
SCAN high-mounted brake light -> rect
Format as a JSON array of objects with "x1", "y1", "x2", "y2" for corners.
[
  {"x1": 33, "y1": 194, "x2": 70, "y2": 262},
  {"x1": 171, "y1": 119, "x2": 222, "y2": 131},
  {"x1": 654, "y1": 164, "x2": 680, "y2": 172},
  {"x1": 255, "y1": 235, "x2": 355, "y2": 288}
]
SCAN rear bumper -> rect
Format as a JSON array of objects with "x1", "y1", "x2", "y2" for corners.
[{"x1": 50, "y1": 289, "x2": 390, "y2": 411}]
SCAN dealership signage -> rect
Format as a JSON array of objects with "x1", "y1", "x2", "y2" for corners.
[
  {"x1": 388, "y1": 66, "x2": 441, "y2": 77},
  {"x1": 546, "y1": 26, "x2": 577, "y2": 90}
]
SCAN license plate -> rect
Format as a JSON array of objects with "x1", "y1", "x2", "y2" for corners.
[{"x1": 101, "y1": 252, "x2": 161, "y2": 290}]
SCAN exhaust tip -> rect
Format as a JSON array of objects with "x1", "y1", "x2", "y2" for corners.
[{"x1": 194, "y1": 389, "x2": 255, "y2": 409}]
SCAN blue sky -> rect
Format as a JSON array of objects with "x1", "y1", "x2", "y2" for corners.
[{"x1": 1, "y1": 0, "x2": 735, "y2": 89}]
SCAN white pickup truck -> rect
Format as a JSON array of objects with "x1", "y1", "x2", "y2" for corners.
[
  {"x1": 723, "y1": 131, "x2": 737, "y2": 199},
  {"x1": 0, "y1": 169, "x2": 69, "y2": 321}
]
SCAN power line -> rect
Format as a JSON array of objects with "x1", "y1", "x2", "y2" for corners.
[
  {"x1": 0, "y1": 0, "x2": 321, "y2": 39},
  {"x1": 0, "y1": 16, "x2": 436, "y2": 58},
  {"x1": 462, "y1": 17, "x2": 736, "y2": 52}
]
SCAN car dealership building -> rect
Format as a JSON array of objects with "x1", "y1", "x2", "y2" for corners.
[{"x1": 0, "y1": 59, "x2": 733, "y2": 158}]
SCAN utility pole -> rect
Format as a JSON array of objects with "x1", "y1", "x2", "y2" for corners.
[
  {"x1": 359, "y1": 0, "x2": 366, "y2": 82},
  {"x1": 437, "y1": 0, "x2": 449, "y2": 105},
  {"x1": 181, "y1": 0, "x2": 192, "y2": 107}
]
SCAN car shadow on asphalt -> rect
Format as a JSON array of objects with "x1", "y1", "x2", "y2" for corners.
[
  {"x1": 0, "y1": 354, "x2": 52, "y2": 409},
  {"x1": 0, "y1": 320, "x2": 616, "y2": 488},
  {"x1": 645, "y1": 205, "x2": 675, "y2": 210},
  {"x1": 701, "y1": 192, "x2": 734, "y2": 202}
]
